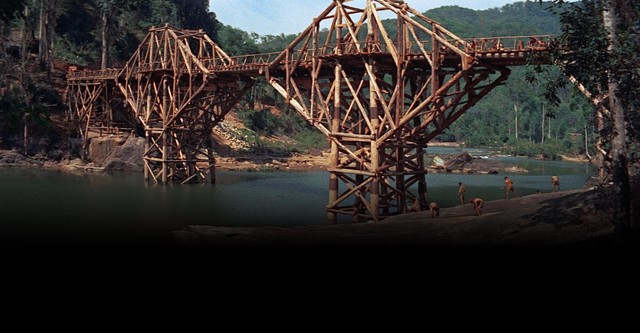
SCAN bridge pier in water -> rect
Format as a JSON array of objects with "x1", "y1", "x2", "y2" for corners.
[{"x1": 66, "y1": 0, "x2": 550, "y2": 223}]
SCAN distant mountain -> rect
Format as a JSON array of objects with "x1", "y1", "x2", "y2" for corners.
[{"x1": 423, "y1": 2, "x2": 561, "y2": 37}]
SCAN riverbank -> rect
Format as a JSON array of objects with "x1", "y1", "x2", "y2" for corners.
[
  {"x1": 0, "y1": 146, "x2": 329, "y2": 173},
  {"x1": 173, "y1": 184, "x2": 634, "y2": 248}
]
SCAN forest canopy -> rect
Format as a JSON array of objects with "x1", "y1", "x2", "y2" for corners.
[{"x1": 0, "y1": 1, "x2": 598, "y2": 158}]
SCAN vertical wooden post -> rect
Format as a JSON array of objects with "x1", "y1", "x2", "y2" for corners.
[
  {"x1": 417, "y1": 140, "x2": 428, "y2": 208},
  {"x1": 396, "y1": 12, "x2": 406, "y2": 213},
  {"x1": 541, "y1": 104, "x2": 545, "y2": 144},
  {"x1": 209, "y1": 122, "x2": 217, "y2": 184},
  {"x1": 144, "y1": 133, "x2": 150, "y2": 181},
  {"x1": 328, "y1": 64, "x2": 341, "y2": 224},
  {"x1": 431, "y1": 23, "x2": 440, "y2": 95},
  {"x1": 161, "y1": 78, "x2": 168, "y2": 184},
  {"x1": 369, "y1": 64, "x2": 380, "y2": 222}
]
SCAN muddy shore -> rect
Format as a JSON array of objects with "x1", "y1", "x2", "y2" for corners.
[{"x1": 172, "y1": 186, "x2": 623, "y2": 248}]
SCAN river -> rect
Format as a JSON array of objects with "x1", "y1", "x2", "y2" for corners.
[{"x1": 0, "y1": 151, "x2": 594, "y2": 247}]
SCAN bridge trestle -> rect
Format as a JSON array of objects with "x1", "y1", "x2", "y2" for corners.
[
  {"x1": 267, "y1": 0, "x2": 515, "y2": 222},
  {"x1": 65, "y1": 0, "x2": 550, "y2": 223}
]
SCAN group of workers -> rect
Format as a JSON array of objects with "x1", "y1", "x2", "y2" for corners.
[{"x1": 408, "y1": 175, "x2": 561, "y2": 218}]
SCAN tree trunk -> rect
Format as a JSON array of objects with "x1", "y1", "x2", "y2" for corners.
[
  {"x1": 603, "y1": 1, "x2": 631, "y2": 243},
  {"x1": 584, "y1": 125, "x2": 591, "y2": 160},
  {"x1": 101, "y1": 10, "x2": 108, "y2": 70},
  {"x1": 47, "y1": 0, "x2": 56, "y2": 74},
  {"x1": 541, "y1": 104, "x2": 545, "y2": 144},
  {"x1": 38, "y1": 0, "x2": 46, "y2": 67},
  {"x1": 37, "y1": 0, "x2": 55, "y2": 77},
  {"x1": 23, "y1": 113, "x2": 29, "y2": 156},
  {"x1": 595, "y1": 106, "x2": 608, "y2": 181},
  {"x1": 20, "y1": 5, "x2": 29, "y2": 77},
  {"x1": 514, "y1": 104, "x2": 518, "y2": 139}
]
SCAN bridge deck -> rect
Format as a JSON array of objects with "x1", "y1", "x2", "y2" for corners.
[{"x1": 67, "y1": 35, "x2": 551, "y2": 81}]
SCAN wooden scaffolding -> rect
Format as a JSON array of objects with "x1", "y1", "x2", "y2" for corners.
[
  {"x1": 266, "y1": 0, "x2": 522, "y2": 222},
  {"x1": 66, "y1": 0, "x2": 551, "y2": 222}
]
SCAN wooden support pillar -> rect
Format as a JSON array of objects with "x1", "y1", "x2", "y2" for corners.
[
  {"x1": 209, "y1": 130, "x2": 216, "y2": 184},
  {"x1": 417, "y1": 141, "x2": 428, "y2": 209},
  {"x1": 396, "y1": 15, "x2": 407, "y2": 213},
  {"x1": 144, "y1": 134, "x2": 150, "y2": 181},
  {"x1": 144, "y1": 93, "x2": 151, "y2": 182},
  {"x1": 328, "y1": 63, "x2": 341, "y2": 224},
  {"x1": 161, "y1": 78, "x2": 168, "y2": 184},
  {"x1": 369, "y1": 65, "x2": 380, "y2": 223},
  {"x1": 161, "y1": 130, "x2": 168, "y2": 184},
  {"x1": 431, "y1": 23, "x2": 440, "y2": 95}
]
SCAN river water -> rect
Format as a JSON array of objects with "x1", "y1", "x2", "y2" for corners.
[{"x1": 0, "y1": 149, "x2": 594, "y2": 247}]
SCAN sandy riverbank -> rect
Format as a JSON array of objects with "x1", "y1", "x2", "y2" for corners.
[{"x1": 173, "y1": 185, "x2": 630, "y2": 248}]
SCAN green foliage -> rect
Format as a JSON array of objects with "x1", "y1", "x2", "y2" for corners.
[
  {"x1": 290, "y1": 130, "x2": 328, "y2": 152},
  {"x1": 1, "y1": 0, "x2": 610, "y2": 159},
  {"x1": 0, "y1": 95, "x2": 52, "y2": 136},
  {"x1": 236, "y1": 107, "x2": 328, "y2": 154},
  {"x1": 239, "y1": 108, "x2": 280, "y2": 135},
  {"x1": 45, "y1": 0, "x2": 220, "y2": 67},
  {"x1": 426, "y1": 2, "x2": 562, "y2": 37},
  {"x1": 216, "y1": 24, "x2": 259, "y2": 55},
  {"x1": 0, "y1": 0, "x2": 24, "y2": 24},
  {"x1": 425, "y1": 2, "x2": 598, "y2": 156}
]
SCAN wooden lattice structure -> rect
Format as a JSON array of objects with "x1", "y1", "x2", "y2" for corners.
[
  {"x1": 116, "y1": 25, "x2": 253, "y2": 184},
  {"x1": 68, "y1": 24, "x2": 253, "y2": 183},
  {"x1": 265, "y1": 0, "x2": 550, "y2": 223},
  {"x1": 66, "y1": 0, "x2": 551, "y2": 222},
  {"x1": 66, "y1": 68, "x2": 126, "y2": 156}
]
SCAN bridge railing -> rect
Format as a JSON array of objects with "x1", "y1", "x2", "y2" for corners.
[
  {"x1": 203, "y1": 52, "x2": 281, "y2": 71},
  {"x1": 67, "y1": 35, "x2": 554, "y2": 78},
  {"x1": 460, "y1": 35, "x2": 553, "y2": 53},
  {"x1": 67, "y1": 68, "x2": 121, "y2": 81}
]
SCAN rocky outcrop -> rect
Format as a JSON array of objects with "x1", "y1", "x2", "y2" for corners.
[
  {"x1": 429, "y1": 150, "x2": 528, "y2": 174},
  {"x1": 88, "y1": 134, "x2": 144, "y2": 172}
]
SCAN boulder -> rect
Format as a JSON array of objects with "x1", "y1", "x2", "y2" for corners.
[
  {"x1": 88, "y1": 134, "x2": 144, "y2": 172},
  {"x1": 444, "y1": 151, "x2": 473, "y2": 170}
]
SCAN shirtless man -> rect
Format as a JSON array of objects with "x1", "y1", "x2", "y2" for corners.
[
  {"x1": 408, "y1": 199, "x2": 421, "y2": 212},
  {"x1": 457, "y1": 182, "x2": 466, "y2": 205},
  {"x1": 551, "y1": 175, "x2": 560, "y2": 192},
  {"x1": 429, "y1": 202, "x2": 440, "y2": 218},
  {"x1": 502, "y1": 176, "x2": 514, "y2": 199},
  {"x1": 470, "y1": 197, "x2": 484, "y2": 216}
]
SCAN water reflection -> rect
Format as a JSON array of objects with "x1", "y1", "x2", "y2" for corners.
[{"x1": 0, "y1": 156, "x2": 594, "y2": 246}]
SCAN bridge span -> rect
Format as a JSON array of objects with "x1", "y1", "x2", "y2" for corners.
[{"x1": 66, "y1": 0, "x2": 551, "y2": 223}]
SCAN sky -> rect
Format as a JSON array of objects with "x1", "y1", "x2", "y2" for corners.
[{"x1": 210, "y1": 0, "x2": 538, "y2": 36}]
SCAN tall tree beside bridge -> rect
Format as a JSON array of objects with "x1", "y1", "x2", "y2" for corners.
[{"x1": 544, "y1": 0, "x2": 639, "y2": 241}]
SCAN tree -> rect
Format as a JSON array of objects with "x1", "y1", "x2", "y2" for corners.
[
  {"x1": 37, "y1": 0, "x2": 56, "y2": 74},
  {"x1": 0, "y1": 0, "x2": 25, "y2": 24},
  {"x1": 542, "y1": 0, "x2": 639, "y2": 242}
]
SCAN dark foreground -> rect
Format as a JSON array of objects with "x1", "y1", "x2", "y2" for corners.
[{"x1": 173, "y1": 186, "x2": 636, "y2": 248}]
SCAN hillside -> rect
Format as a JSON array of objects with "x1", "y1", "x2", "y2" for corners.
[{"x1": 2, "y1": 1, "x2": 592, "y2": 163}]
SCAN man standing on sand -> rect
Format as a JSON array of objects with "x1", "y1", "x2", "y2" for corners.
[
  {"x1": 408, "y1": 199, "x2": 421, "y2": 212},
  {"x1": 470, "y1": 197, "x2": 484, "y2": 216},
  {"x1": 501, "y1": 176, "x2": 514, "y2": 199},
  {"x1": 457, "y1": 182, "x2": 466, "y2": 205},
  {"x1": 429, "y1": 202, "x2": 440, "y2": 218},
  {"x1": 551, "y1": 175, "x2": 560, "y2": 192}
]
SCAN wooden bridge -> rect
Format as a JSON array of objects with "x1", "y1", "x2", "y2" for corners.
[{"x1": 66, "y1": 0, "x2": 552, "y2": 223}]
